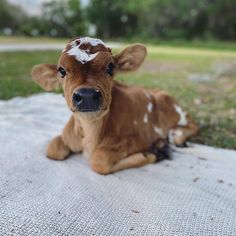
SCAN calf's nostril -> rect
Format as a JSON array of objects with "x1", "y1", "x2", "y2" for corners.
[
  {"x1": 73, "y1": 93, "x2": 82, "y2": 103},
  {"x1": 93, "y1": 90, "x2": 102, "y2": 101}
]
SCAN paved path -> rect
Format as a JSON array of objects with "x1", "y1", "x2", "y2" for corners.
[{"x1": 0, "y1": 42, "x2": 122, "y2": 52}]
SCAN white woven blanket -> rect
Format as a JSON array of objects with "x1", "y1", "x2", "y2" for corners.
[{"x1": 0, "y1": 93, "x2": 235, "y2": 236}]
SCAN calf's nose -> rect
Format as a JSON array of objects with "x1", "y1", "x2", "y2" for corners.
[{"x1": 72, "y1": 88, "x2": 102, "y2": 112}]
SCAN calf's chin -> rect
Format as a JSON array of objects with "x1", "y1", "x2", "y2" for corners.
[{"x1": 75, "y1": 108, "x2": 109, "y2": 121}]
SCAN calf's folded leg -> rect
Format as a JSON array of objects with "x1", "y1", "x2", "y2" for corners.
[
  {"x1": 111, "y1": 153, "x2": 156, "y2": 173},
  {"x1": 90, "y1": 149, "x2": 160, "y2": 174}
]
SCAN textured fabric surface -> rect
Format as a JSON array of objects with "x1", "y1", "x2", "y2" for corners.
[{"x1": 0, "y1": 93, "x2": 236, "y2": 236}]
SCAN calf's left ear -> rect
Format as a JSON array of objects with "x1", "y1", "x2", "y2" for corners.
[
  {"x1": 31, "y1": 64, "x2": 60, "y2": 91},
  {"x1": 114, "y1": 44, "x2": 147, "y2": 72}
]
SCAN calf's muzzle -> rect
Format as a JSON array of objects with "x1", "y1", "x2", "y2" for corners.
[{"x1": 73, "y1": 88, "x2": 102, "y2": 112}]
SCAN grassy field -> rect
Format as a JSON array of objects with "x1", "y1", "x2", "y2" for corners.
[{"x1": 0, "y1": 39, "x2": 235, "y2": 149}]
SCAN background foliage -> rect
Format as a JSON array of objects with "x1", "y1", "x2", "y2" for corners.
[{"x1": 0, "y1": 0, "x2": 236, "y2": 41}]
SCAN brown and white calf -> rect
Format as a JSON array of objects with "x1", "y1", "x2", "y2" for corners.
[{"x1": 32, "y1": 37, "x2": 198, "y2": 174}]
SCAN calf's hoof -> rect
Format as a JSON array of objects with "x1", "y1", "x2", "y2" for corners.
[{"x1": 46, "y1": 135, "x2": 70, "y2": 160}]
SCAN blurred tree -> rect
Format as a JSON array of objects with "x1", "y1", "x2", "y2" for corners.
[
  {"x1": 207, "y1": 0, "x2": 236, "y2": 40},
  {"x1": 87, "y1": 0, "x2": 236, "y2": 40},
  {"x1": 0, "y1": 0, "x2": 27, "y2": 35},
  {"x1": 19, "y1": 17, "x2": 45, "y2": 36},
  {"x1": 87, "y1": 0, "x2": 145, "y2": 38},
  {"x1": 137, "y1": 0, "x2": 209, "y2": 40},
  {"x1": 41, "y1": 0, "x2": 87, "y2": 37},
  {"x1": 0, "y1": 0, "x2": 235, "y2": 41}
]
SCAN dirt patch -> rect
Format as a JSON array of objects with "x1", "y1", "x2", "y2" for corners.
[{"x1": 212, "y1": 61, "x2": 236, "y2": 76}]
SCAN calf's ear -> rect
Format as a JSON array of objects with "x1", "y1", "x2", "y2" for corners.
[
  {"x1": 31, "y1": 64, "x2": 60, "y2": 91},
  {"x1": 114, "y1": 44, "x2": 147, "y2": 72}
]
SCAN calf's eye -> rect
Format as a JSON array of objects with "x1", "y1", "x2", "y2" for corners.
[
  {"x1": 106, "y1": 62, "x2": 114, "y2": 76},
  {"x1": 58, "y1": 67, "x2": 67, "y2": 78}
]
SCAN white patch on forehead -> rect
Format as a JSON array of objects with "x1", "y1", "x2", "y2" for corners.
[
  {"x1": 147, "y1": 102, "x2": 153, "y2": 113},
  {"x1": 78, "y1": 37, "x2": 106, "y2": 47},
  {"x1": 143, "y1": 113, "x2": 148, "y2": 123},
  {"x1": 154, "y1": 126, "x2": 164, "y2": 136},
  {"x1": 66, "y1": 37, "x2": 106, "y2": 64},
  {"x1": 174, "y1": 104, "x2": 188, "y2": 126},
  {"x1": 67, "y1": 46, "x2": 98, "y2": 64}
]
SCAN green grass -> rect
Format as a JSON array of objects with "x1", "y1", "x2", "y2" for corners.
[
  {"x1": 0, "y1": 41, "x2": 235, "y2": 149},
  {"x1": 0, "y1": 51, "x2": 60, "y2": 99}
]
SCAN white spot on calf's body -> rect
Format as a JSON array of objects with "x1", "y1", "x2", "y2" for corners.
[
  {"x1": 174, "y1": 104, "x2": 188, "y2": 126},
  {"x1": 154, "y1": 126, "x2": 164, "y2": 137},
  {"x1": 147, "y1": 102, "x2": 153, "y2": 113},
  {"x1": 175, "y1": 129, "x2": 183, "y2": 137},
  {"x1": 66, "y1": 37, "x2": 106, "y2": 64},
  {"x1": 168, "y1": 129, "x2": 175, "y2": 144},
  {"x1": 168, "y1": 129, "x2": 183, "y2": 144},
  {"x1": 144, "y1": 92, "x2": 151, "y2": 100},
  {"x1": 143, "y1": 113, "x2": 148, "y2": 123}
]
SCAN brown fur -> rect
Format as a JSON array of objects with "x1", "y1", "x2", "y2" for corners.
[{"x1": 32, "y1": 37, "x2": 198, "y2": 174}]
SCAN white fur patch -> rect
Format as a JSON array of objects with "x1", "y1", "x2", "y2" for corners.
[
  {"x1": 174, "y1": 104, "x2": 188, "y2": 126},
  {"x1": 79, "y1": 37, "x2": 106, "y2": 47},
  {"x1": 154, "y1": 126, "x2": 164, "y2": 136},
  {"x1": 168, "y1": 129, "x2": 183, "y2": 144},
  {"x1": 143, "y1": 113, "x2": 148, "y2": 123},
  {"x1": 175, "y1": 130, "x2": 183, "y2": 137},
  {"x1": 147, "y1": 102, "x2": 153, "y2": 113},
  {"x1": 168, "y1": 129, "x2": 175, "y2": 144},
  {"x1": 144, "y1": 92, "x2": 151, "y2": 99},
  {"x1": 66, "y1": 37, "x2": 106, "y2": 64}
]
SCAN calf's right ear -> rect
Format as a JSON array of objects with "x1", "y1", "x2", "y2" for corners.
[
  {"x1": 114, "y1": 44, "x2": 147, "y2": 72},
  {"x1": 31, "y1": 64, "x2": 60, "y2": 91}
]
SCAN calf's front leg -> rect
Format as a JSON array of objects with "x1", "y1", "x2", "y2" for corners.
[{"x1": 47, "y1": 115, "x2": 83, "y2": 160}]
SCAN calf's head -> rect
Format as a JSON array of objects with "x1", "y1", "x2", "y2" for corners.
[{"x1": 32, "y1": 37, "x2": 147, "y2": 118}]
